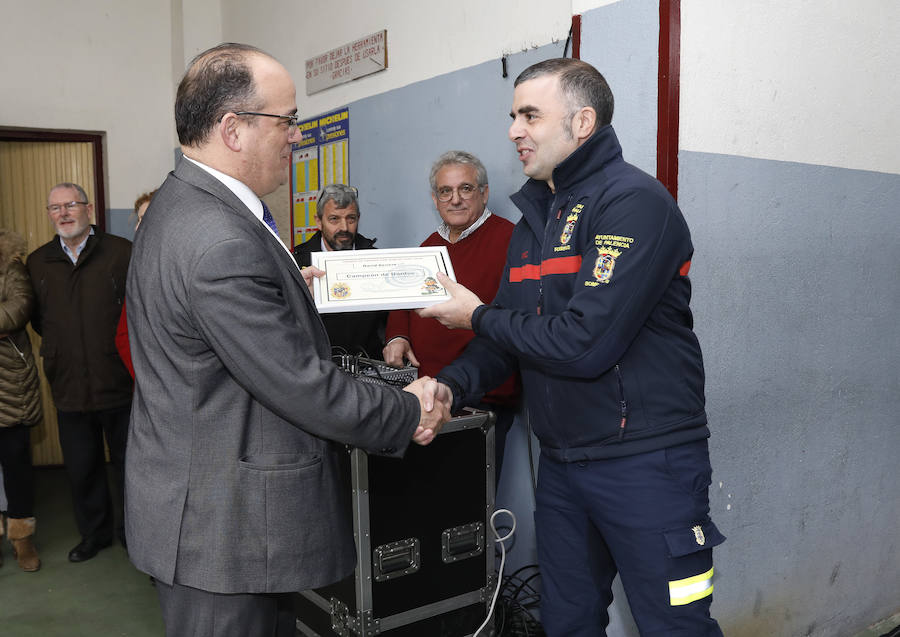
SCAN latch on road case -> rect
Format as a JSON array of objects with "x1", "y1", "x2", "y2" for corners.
[
  {"x1": 441, "y1": 522, "x2": 485, "y2": 563},
  {"x1": 330, "y1": 598, "x2": 352, "y2": 636},
  {"x1": 373, "y1": 537, "x2": 421, "y2": 582}
]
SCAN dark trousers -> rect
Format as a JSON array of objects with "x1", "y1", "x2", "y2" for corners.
[
  {"x1": 156, "y1": 580, "x2": 296, "y2": 637},
  {"x1": 0, "y1": 425, "x2": 35, "y2": 518},
  {"x1": 56, "y1": 406, "x2": 130, "y2": 544},
  {"x1": 535, "y1": 440, "x2": 725, "y2": 637}
]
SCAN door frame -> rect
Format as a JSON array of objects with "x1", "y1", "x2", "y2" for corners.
[{"x1": 0, "y1": 127, "x2": 107, "y2": 229}]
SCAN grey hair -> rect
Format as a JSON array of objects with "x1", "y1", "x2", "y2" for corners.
[
  {"x1": 514, "y1": 58, "x2": 614, "y2": 127},
  {"x1": 49, "y1": 182, "x2": 90, "y2": 203},
  {"x1": 429, "y1": 151, "x2": 488, "y2": 192},
  {"x1": 316, "y1": 183, "x2": 360, "y2": 217}
]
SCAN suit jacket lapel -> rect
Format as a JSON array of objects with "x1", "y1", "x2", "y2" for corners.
[{"x1": 172, "y1": 158, "x2": 323, "y2": 319}]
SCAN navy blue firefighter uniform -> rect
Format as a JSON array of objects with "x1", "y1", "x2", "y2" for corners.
[{"x1": 437, "y1": 125, "x2": 725, "y2": 636}]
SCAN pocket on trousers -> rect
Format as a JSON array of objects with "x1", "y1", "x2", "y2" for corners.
[
  {"x1": 664, "y1": 439, "x2": 713, "y2": 495},
  {"x1": 663, "y1": 521, "x2": 725, "y2": 609},
  {"x1": 663, "y1": 520, "x2": 725, "y2": 558}
]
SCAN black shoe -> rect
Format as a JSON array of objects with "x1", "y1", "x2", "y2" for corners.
[{"x1": 68, "y1": 538, "x2": 112, "y2": 562}]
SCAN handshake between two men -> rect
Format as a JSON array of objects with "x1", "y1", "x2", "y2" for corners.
[
  {"x1": 402, "y1": 376, "x2": 453, "y2": 446},
  {"x1": 386, "y1": 270, "x2": 486, "y2": 446},
  {"x1": 301, "y1": 265, "x2": 459, "y2": 447}
]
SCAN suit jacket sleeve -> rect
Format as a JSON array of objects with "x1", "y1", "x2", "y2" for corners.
[{"x1": 189, "y1": 233, "x2": 419, "y2": 455}]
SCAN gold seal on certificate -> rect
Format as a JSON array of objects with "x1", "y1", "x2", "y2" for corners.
[{"x1": 310, "y1": 246, "x2": 457, "y2": 313}]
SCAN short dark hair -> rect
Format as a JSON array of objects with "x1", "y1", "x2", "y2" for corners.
[
  {"x1": 175, "y1": 43, "x2": 267, "y2": 147},
  {"x1": 514, "y1": 58, "x2": 614, "y2": 127},
  {"x1": 316, "y1": 184, "x2": 360, "y2": 217},
  {"x1": 429, "y1": 151, "x2": 488, "y2": 192}
]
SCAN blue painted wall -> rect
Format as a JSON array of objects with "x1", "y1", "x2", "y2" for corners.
[
  {"x1": 108, "y1": 208, "x2": 135, "y2": 240},
  {"x1": 580, "y1": 0, "x2": 659, "y2": 175},
  {"x1": 345, "y1": 44, "x2": 562, "y2": 250}
]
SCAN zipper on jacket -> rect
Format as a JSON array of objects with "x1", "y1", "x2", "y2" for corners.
[
  {"x1": 111, "y1": 274, "x2": 123, "y2": 306},
  {"x1": 615, "y1": 364, "x2": 628, "y2": 441},
  {"x1": 5, "y1": 336, "x2": 26, "y2": 362},
  {"x1": 538, "y1": 195, "x2": 573, "y2": 316}
]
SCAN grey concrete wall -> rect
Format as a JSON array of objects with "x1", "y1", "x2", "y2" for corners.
[{"x1": 681, "y1": 151, "x2": 900, "y2": 636}]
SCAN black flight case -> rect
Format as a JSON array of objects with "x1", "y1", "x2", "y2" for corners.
[{"x1": 295, "y1": 406, "x2": 496, "y2": 637}]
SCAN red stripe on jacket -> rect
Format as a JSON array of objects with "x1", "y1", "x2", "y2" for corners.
[{"x1": 509, "y1": 255, "x2": 583, "y2": 282}]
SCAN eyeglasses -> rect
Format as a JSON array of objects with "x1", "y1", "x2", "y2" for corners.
[
  {"x1": 234, "y1": 111, "x2": 300, "y2": 128},
  {"x1": 435, "y1": 183, "x2": 483, "y2": 202},
  {"x1": 47, "y1": 201, "x2": 87, "y2": 213}
]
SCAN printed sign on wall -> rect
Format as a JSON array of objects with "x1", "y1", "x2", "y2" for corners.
[
  {"x1": 305, "y1": 30, "x2": 387, "y2": 95},
  {"x1": 290, "y1": 107, "x2": 350, "y2": 248}
]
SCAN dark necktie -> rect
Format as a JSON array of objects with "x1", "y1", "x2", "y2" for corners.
[{"x1": 261, "y1": 202, "x2": 278, "y2": 235}]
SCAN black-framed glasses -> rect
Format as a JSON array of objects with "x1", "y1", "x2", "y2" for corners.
[
  {"x1": 435, "y1": 183, "x2": 482, "y2": 202},
  {"x1": 234, "y1": 111, "x2": 300, "y2": 128},
  {"x1": 46, "y1": 201, "x2": 88, "y2": 213}
]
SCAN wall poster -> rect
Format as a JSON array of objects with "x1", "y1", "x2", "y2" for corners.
[{"x1": 290, "y1": 107, "x2": 350, "y2": 248}]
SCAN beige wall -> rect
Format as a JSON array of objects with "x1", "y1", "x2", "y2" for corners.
[
  {"x1": 0, "y1": 0, "x2": 585, "y2": 208},
  {"x1": 0, "y1": 1, "x2": 179, "y2": 208},
  {"x1": 220, "y1": 0, "x2": 575, "y2": 119}
]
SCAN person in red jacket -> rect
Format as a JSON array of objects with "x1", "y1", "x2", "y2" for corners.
[
  {"x1": 115, "y1": 189, "x2": 156, "y2": 379},
  {"x1": 383, "y1": 151, "x2": 519, "y2": 479}
]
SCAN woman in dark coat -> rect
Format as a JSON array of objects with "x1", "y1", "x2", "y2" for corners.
[{"x1": 0, "y1": 228, "x2": 42, "y2": 571}]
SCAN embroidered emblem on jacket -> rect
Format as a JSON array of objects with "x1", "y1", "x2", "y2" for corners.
[
  {"x1": 559, "y1": 214, "x2": 577, "y2": 245},
  {"x1": 692, "y1": 525, "x2": 706, "y2": 546},
  {"x1": 559, "y1": 203, "x2": 584, "y2": 245},
  {"x1": 593, "y1": 246, "x2": 622, "y2": 284}
]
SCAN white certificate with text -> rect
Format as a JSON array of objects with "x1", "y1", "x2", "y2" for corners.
[{"x1": 310, "y1": 246, "x2": 457, "y2": 313}]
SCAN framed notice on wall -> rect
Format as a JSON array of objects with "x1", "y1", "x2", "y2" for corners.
[{"x1": 290, "y1": 107, "x2": 350, "y2": 248}]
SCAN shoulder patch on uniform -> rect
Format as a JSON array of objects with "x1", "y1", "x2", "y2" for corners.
[
  {"x1": 592, "y1": 246, "x2": 621, "y2": 284},
  {"x1": 589, "y1": 234, "x2": 635, "y2": 285}
]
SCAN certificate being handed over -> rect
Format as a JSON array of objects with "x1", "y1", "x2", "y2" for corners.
[{"x1": 310, "y1": 246, "x2": 457, "y2": 313}]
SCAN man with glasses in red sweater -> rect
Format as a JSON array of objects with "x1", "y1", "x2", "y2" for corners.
[{"x1": 384, "y1": 151, "x2": 520, "y2": 479}]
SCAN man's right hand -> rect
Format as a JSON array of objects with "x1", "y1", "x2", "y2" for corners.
[
  {"x1": 402, "y1": 376, "x2": 452, "y2": 445},
  {"x1": 383, "y1": 337, "x2": 419, "y2": 368},
  {"x1": 300, "y1": 265, "x2": 325, "y2": 295}
]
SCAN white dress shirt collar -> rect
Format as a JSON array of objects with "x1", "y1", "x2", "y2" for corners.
[
  {"x1": 182, "y1": 155, "x2": 295, "y2": 264},
  {"x1": 437, "y1": 208, "x2": 492, "y2": 243},
  {"x1": 60, "y1": 227, "x2": 95, "y2": 264}
]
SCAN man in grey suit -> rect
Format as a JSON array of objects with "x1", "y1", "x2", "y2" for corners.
[{"x1": 125, "y1": 43, "x2": 450, "y2": 637}]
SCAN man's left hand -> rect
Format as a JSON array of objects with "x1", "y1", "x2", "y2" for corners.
[{"x1": 416, "y1": 272, "x2": 482, "y2": 330}]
